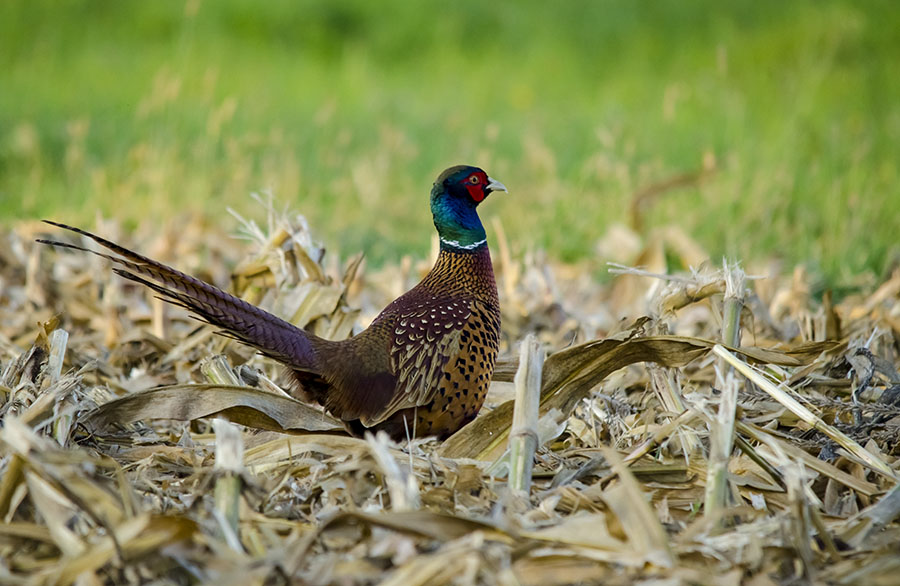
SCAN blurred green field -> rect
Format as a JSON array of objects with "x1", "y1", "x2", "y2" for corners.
[{"x1": 2, "y1": 0, "x2": 898, "y2": 287}]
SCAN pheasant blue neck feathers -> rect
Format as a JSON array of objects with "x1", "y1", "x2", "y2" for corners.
[{"x1": 430, "y1": 165, "x2": 500, "y2": 251}]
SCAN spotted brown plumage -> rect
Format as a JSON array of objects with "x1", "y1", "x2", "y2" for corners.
[{"x1": 39, "y1": 165, "x2": 505, "y2": 440}]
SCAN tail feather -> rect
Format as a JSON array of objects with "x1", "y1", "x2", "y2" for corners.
[{"x1": 38, "y1": 221, "x2": 323, "y2": 372}]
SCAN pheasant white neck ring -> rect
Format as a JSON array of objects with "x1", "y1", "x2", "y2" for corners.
[{"x1": 440, "y1": 236, "x2": 487, "y2": 250}]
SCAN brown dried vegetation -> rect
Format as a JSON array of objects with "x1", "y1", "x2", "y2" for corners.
[{"x1": 2, "y1": 207, "x2": 900, "y2": 585}]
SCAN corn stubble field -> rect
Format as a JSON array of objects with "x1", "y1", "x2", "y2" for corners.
[
  {"x1": 4, "y1": 1, "x2": 900, "y2": 584},
  {"x1": 1, "y1": 204, "x2": 899, "y2": 585}
]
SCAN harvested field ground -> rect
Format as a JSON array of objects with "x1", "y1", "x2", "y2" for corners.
[{"x1": 2, "y1": 210, "x2": 899, "y2": 585}]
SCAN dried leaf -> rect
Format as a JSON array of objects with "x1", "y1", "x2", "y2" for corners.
[
  {"x1": 444, "y1": 335, "x2": 838, "y2": 460},
  {"x1": 85, "y1": 384, "x2": 344, "y2": 433}
]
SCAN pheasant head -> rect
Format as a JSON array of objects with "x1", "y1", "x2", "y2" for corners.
[{"x1": 431, "y1": 165, "x2": 507, "y2": 251}]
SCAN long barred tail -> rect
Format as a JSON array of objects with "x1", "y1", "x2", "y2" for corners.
[{"x1": 38, "y1": 221, "x2": 323, "y2": 373}]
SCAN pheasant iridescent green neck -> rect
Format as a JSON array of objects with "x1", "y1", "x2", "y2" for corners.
[{"x1": 430, "y1": 183, "x2": 488, "y2": 251}]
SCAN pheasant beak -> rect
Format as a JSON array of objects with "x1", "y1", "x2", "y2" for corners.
[{"x1": 486, "y1": 177, "x2": 507, "y2": 194}]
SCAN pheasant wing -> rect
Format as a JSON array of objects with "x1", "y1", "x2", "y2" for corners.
[{"x1": 359, "y1": 296, "x2": 472, "y2": 425}]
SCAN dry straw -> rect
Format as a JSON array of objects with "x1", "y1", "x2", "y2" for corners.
[{"x1": 1, "y1": 210, "x2": 899, "y2": 584}]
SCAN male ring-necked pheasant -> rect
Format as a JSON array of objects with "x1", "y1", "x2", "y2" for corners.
[{"x1": 40, "y1": 165, "x2": 505, "y2": 439}]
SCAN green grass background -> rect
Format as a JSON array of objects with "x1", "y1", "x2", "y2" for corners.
[{"x1": 2, "y1": 0, "x2": 898, "y2": 286}]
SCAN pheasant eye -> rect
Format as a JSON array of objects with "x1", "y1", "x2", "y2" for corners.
[{"x1": 469, "y1": 175, "x2": 480, "y2": 184}]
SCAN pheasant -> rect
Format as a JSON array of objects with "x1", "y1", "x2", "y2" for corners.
[{"x1": 39, "y1": 165, "x2": 505, "y2": 439}]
